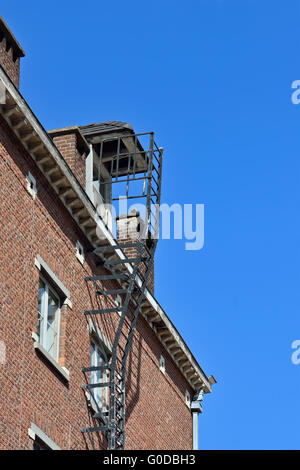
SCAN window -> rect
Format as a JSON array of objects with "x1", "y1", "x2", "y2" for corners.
[
  {"x1": 37, "y1": 276, "x2": 60, "y2": 361},
  {"x1": 90, "y1": 339, "x2": 110, "y2": 413},
  {"x1": 33, "y1": 438, "x2": 50, "y2": 450},
  {"x1": 116, "y1": 294, "x2": 122, "y2": 316},
  {"x1": 26, "y1": 172, "x2": 37, "y2": 199},
  {"x1": 159, "y1": 355, "x2": 166, "y2": 374},
  {"x1": 76, "y1": 241, "x2": 85, "y2": 264},
  {"x1": 185, "y1": 389, "x2": 191, "y2": 408},
  {"x1": 28, "y1": 423, "x2": 60, "y2": 450},
  {"x1": 34, "y1": 256, "x2": 70, "y2": 381}
]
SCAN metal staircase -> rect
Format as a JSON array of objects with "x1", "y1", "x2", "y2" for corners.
[{"x1": 81, "y1": 132, "x2": 163, "y2": 450}]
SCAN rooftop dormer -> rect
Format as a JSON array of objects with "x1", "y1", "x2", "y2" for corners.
[{"x1": 80, "y1": 121, "x2": 162, "y2": 239}]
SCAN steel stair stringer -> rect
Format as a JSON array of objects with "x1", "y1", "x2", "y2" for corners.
[{"x1": 81, "y1": 131, "x2": 163, "y2": 450}]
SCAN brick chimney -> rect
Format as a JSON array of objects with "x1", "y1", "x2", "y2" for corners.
[
  {"x1": 0, "y1": 17, "x2": 25, "y2": 88},
  {"x1": 48, "y1": 127, "x2": 89, "y2": 189},
  {"x1": 116, "y1": 209, "x2": 155, "y2": 295}
]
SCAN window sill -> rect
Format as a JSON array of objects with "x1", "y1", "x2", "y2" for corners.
[
  {"x1": 28, "y1": 423, "x2": 61, "y2": 450},
  {"x1": 88, "y1": 397, "x2": 99, "y2": 415},
  {"x1": 33, "y1": 341, "x2": 70, "y2": 382},
  {"x1": 84, "y1": 390, "x2": 109, "y2": 417}
]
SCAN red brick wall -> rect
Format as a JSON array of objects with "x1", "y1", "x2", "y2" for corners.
[
  {"x1": 0, "y1": 37, "x2": 20, "y2": 87},
  {"x1": 0, "y1": 116, "x2": 193, "y2": 450},
  {"x1": 52, "y1": 133, "x2": 86, "y2": 189}
]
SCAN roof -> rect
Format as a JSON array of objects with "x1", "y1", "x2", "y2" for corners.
[
  {"x1": 0, "y1": 17, "x2": 25, "y2": 58},
  {"x1": 80, "y1": 121, "x2": 133, "y2": 137}
]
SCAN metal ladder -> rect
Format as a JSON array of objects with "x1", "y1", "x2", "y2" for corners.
[{"x1": 81, "y1": 133, "x2": 163, "y2": 450}]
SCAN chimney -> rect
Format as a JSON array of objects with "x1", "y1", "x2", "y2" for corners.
[
  {"x1": 116, "y1": 209, "x2": 155, "y2": 295},
  {"x1": 48, "y1": 126, "x2": 89, "y2": 189},
  {"x1": 0, "y1": 17, "x2": 25, "y2": 88}
]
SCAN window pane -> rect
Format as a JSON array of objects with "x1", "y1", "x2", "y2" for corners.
[
  {"x1": 90, "y1": 341, "x2": 109, "y2": 411},
  {"x1": 37, "y1": 279, "x2": 46, "y2": 345},
  {"x1": 45, "y1": 289, "x2": 59, "y2": 359},
  {"x1": 33, "y1": 439, "x2": 50, "y2": 450}
]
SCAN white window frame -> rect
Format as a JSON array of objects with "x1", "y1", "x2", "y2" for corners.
[
  {"x1": 90, "y1": 338, "x2": 110, "y2": 414},
  {"x1": 185, "y1": 389, "x2": 191, "y2": 408},
  {"x1": 159, "y1": 354, "x2": 166, "y2": 374},
  {"x1": 76, "y1": 241, "x2": 85, "y2": 264},
  {"x1": 28, "y1": 423, "x2": 61, "y2": 450},
  {"x1": 116, "y1": 294, "x2": 122, "y2": 316},
  {"x1": 26, "y1": 172, "x2": 37, "y2": 199},
  {"x1": 0, "y1": 79, "x2": 6, "y2": 105},
  {"x1": 38, "y1": 274, "x2": 61, "y2": 363}
]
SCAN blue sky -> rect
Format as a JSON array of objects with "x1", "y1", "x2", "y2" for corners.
[{"x1": 3, "y1": 0, "x2": 300, "y2": 449}]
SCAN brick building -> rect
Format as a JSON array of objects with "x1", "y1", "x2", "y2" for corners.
[{"x1": 0, "y1": 17, "x2": 215, "y2": 450}]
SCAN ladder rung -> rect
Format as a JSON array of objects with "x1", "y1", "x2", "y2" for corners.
[
  {"x1": 152, "y1": 173, "x2": 159, "y2": 186},
  {"x1": 85, "y1": 307, "x2": 124, "y2": 315},
  {"x1": 116, "y1": 424, "x2": 124, "y2": 434},
  {"x1": 105, "y1": 258, "x2": 139, "y2": 266},
  {"x1": 83, "y1": 382, "x2": 111, "y2": 389},
  {"x1": 116, "y1": 396, "x2": 123, "y2": 405},
  {"x1": 82, "y1": 426, "x2": 108, "y2": 433},
  {"x1": 93, "y1": 412, "x2": 109, "y2": 419},
  {"x1": 85, "y1": 274, "x2": 129, "y2": 281},
  {"x1": 83, "y1": 365, "x2": 111, "y2": 373},
  {"x1": 94, "y1": 242, "x2": 142, "y2": 253},
  {"x1": 96, "y1": 288, "x2": 127, "y2": 296}
]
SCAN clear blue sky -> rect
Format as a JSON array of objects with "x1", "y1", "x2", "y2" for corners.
[{"x1": 3, "y1": 0, "x2": 300, "y2": 450}]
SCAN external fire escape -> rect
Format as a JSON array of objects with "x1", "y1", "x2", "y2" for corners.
[{"x1": 81, "y1": 129, "x2": 163, "y2": 450}]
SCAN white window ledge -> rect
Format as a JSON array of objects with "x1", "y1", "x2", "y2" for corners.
[
  {"x1": 33, "y1": 340, "x2": 70, "y2": 382},
  {"x1": 85, "y1": 390, "x2": 98, "y2": 414},
  {"x1": 63, "y1": 297, "x2": 72, "y2": 309},
  {"x1": 84, "y1": 390, "x2": 109, "y2": 417},
  {"x1": 28, "y1": 423, "x2": 61, "y2": 450},
  {"x1": 87, "y1": 320, "x2": 112, "y2": 353}
]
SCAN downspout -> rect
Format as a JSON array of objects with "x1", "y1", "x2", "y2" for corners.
[{"x1": 191, "y1": 388, "x2": 204, "y2": 450}]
